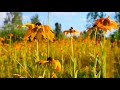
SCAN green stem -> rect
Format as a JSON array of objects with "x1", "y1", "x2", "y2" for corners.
[
  {"x1": 71, "y1": 37, "x2": 74, "y2": 58},
  {"x1": 102, "y1": 32, "x2": 106, "y2": 78},
  {"x1": 47, "y1": 40, "x2": 49, "y2": 58},
  {"x1": 93, "y1": 28, "x2": 97, "y2": 78},
  {"x1": 36, "y1": 40, "x2": 39, "y2": 60},
  {"x1": 16, "y1": 60, "x2": 32, "y2": 78}
]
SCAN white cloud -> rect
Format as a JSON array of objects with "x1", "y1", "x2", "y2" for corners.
[
  {"x1": 51, "y1": 12, "x2": 78, "y2": 16},
  {"x1": 0, "y1": 12, "x2": 7, "y2": 28},
  {"x1": 0, "y1": 12, "x2": 7, "y2": 27},
  {"x1": 0, "y1": 12, "x2": 7, "y2": 21}
]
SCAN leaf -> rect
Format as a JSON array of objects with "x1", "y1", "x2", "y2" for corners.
[
  {"x1": 96, "y1": 56, "x2": 101, "y2": 66},
  {"x1": 27, "y1": 65, "x2": 33, "y2": 74},
  {"x1": 102, "y1": 48, "x2": 106, "y2": 59},
  {"x1": 74, "y1": 70, "x2": 78, "y2": 78},
  {"x1": 97, "y1": 71, "x2": 101, "y2": 78}
]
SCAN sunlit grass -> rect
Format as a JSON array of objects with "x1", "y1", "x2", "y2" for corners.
[
  {"x1": 0, "y1": 35, "x2": 120, "y2": 78},
  {"x1": 0, "y1": 16, "x2": 120, "y2": 78}
]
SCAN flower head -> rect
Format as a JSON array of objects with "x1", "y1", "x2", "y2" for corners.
[
  {"x1": 39, "y1": 60, "x2": 49, "y2": 65},
  {"x1": 93, "y1": 16, "x2": 118, "y2": 32},
  {"x1": 39, "y1": 57, "x2": 61, "y2": 72},
  {"x1": 51, "y1": 59, "x2": 61, "y2": 72},
  {"x1": 63, "y1": 27, "x2": 80, "y2": 36},
  {"x1": 17, "y1": 23, "x2": 55, "y2": 42}
]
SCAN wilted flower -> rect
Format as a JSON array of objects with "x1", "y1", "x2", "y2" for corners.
[
  {"x1": 18, "y1": 23, "x2": 55, "y2": 42},
  {"x1": 51, "y1": 59, "x2": 61, "y2": 72},
  {"x1": 39, "y1": 57, "x2": 61, "y2": 72},
  {"x1": 63, "y1": 27, "x2": 80, "y2": 36},
  {"x1": 39, "y1": 60, "x2": 49, "y2": 65},
  {"x1": 93, "y1": 16, "x2": 118, "y2": 32}
]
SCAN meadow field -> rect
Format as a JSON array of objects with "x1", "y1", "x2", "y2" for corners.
[{"x1": 0, "y1": 16, "x2": 120, "y2": 78}]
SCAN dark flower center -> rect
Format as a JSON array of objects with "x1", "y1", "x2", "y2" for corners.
[
  {"x1": 47, "y1": 57, "x2": 52, "y2": 63},
  {"x1": 102, "y1": 19, "x2": 110, "y2": 26}
]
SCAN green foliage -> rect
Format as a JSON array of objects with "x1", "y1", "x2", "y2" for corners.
[
  {"x1": 3, "y1": 12, "x2": 22, "y2": 25},
  {"x1": 1, "y1": 12, "x2": 25, "y2": 43},
  {"x1": 55, "y1": 22, "x2": 62, "y2": 37},
  {"x1": 30, "y1": 14, "x2": 40, "y2": 24},
  {"x1": 0, "y1": 28, "x2": 26, "y2": 43},
  {"x1": 115, "y1": 12, "x2": 120, "y2": 24},
  {"x1": 109, "y1": 12, "x2": 120, "y2": 42},
  {"x1": 110, "y1": 31, "x2": 120, "y2": 41}
]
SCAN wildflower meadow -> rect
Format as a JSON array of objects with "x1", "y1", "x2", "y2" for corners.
[{"x1": 0, "y1": 13, "x2": 120, "y2": 78}]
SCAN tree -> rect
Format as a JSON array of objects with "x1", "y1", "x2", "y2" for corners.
[
  {"x1": 4, "y1": 12, "x2": 22, "y2": 26},
  {"x1": 3, "y1": 12, "x2": 22, "y2": 30},
  {"x1": 115, "y1": 12, "x2": 120, "y2": 33},
  {"x1": 30, "y1": 14, "x2": 40, "y2": 24},
  {"x1": 1, "y1": 12, "x2": 24, "y2": 42},
  {"x1": 55, "y1": 22, "x2": 62, "y2": 37},
  {"x1": 109, "y1": 12, "x2": 120, "y2": 41}
]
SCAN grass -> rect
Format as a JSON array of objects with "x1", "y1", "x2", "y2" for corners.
[{"x1": 0, "y1": 34, "x2": 120, "y2": 78}]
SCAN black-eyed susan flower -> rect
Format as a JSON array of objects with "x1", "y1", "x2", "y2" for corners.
[
  {"x1": 63, "y1": 27, "x2": 80, "y2": 36},
  {"x1": 39, "y1": 60, "x2": 49, "y2": 65},
  {"x1": 39, "y1": 57, "x2": 61, "y2": 72},
  {"x1": 51, "y1": 59, "x2": 61, "y2": 72},
  {"x1": 17, "y1": 22, "x2": 55, "y2": 42},
  {"x1": 93, "y1": 16, "x2": 118, "y2": 32}
]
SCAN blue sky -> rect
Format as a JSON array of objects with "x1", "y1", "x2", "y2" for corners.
[
  {"x1": 22, "y1": 12, "x2": 88, "y2": 31},
  {"x1": 0, "y1": 12, "x2": 116, "y2": 36}
]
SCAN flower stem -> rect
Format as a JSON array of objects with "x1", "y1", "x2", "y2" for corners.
[
  {"x1": 102, "y1": 32, "x2": 107, "y2": 78},
  {"x1": 47, "y1": 40, "x2": 49, "y2": 58},
  {"x1": 36, "y1": 40, "x2": 39, "y2": 60},
  {"x1": 93, "y1": 28, "x2": 97, "y2": 78}
]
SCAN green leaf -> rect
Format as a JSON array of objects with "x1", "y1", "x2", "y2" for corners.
[
  {"x1": 102, "y1": 48, "x2": 106, "y2": 59},
  {"x1": 74, "y1": 70, "x2": 78, "y2": 78},
  {"x1": 97, "y1": 71, "x2": 101, "y2": 78}
]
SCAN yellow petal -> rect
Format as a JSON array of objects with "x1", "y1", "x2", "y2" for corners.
[
  {"x1": 39, "y1": 60, "x2": 49, "y2": 64},
  {"x1": 52, "y1": 60, "x2": 61, "y2": 72}
]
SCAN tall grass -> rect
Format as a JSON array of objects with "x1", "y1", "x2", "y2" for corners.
[{"x1": 0, "y1": 34, "x2": 120, "y2": 78}]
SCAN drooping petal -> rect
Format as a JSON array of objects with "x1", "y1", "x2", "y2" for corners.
[
  {"x1": 51, "y1": 60, "x2": 61, "y2": 72},
  {"x1": 39, "y1": 60, "x2": 49, "y2": 64},
  {"x1": 93, "y1": 16, "x2": 119, "y2": 32}
]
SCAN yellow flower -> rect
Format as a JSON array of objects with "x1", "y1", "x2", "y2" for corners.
[
  {"x1": 35, "y1": 25, "x2": 55, "y2": 42},
  {"x1": 40, "y1": 57, "x2": 61, "y2": 72},
  {"x1": 0, "y1": 37, "x2": 5, "y2": 41},
  {"x1": 93, "y1": 16, "x2": 118, "y2": 32},
  {"x1": 63, "y1": 27, "x2": 79, "y2": 36},
  {"x1": 39, "y1": 60, "x2": 49, "y2": 65},
  {"x1": 51, "y1": 59, "x2": 61, "y2": 72},
  {"x1": 18, "y1": 23, "x2": 38, "y2": 41},
  {"x1": 18, "y1": 23, "x2": 55, "y2": 42}
]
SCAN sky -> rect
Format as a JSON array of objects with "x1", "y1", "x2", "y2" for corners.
[{"x1": 0, "y1": 12, "x2": 117, "y2": 36}]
